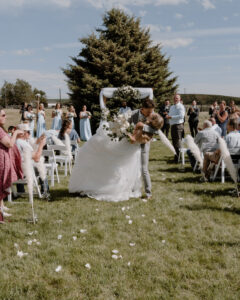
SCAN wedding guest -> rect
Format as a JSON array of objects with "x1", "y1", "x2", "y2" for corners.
[
  {"x1": 167, "y1": 94, "x2": 185, "y2": 162},
  {"x1": 51, "y1": 103, "x2": 62, "y2": 130},
  {"x1": 36, "y1": 102, "x2": 46, "y2": 138},
  {"x1": 119, "y1": 101, "x2": 131, "y2": 115},
  {"x1": 129, "y1": 98, "x2": 155, "y2": 199},
  {"x1": 229, "y1": 106, "x2": 240, "y2": 120},
  {"x1": 19, "y1": 102, "x2": 27, "y2": 122},
  {"x1": 209, "y1": 117, "x2": 222, "y2": 136},
  {"x1": 0, "y1": 107, "x2": 23, "y2": 223},
  {"x1": 209, "y1": 101, "x2": 219, "y2": 117},
  {"x1": 203, "y1": 118, "x2": 240, "y2": 180},
  {"x1": 187, "y1": 120, "x2": 219, "y2": 170},
  {"x1": 58, "y1": 119, "x2": 73, "y2": 141},
  {"x1": 16, "y1": 123, "x2": 50, "y2": 199},
  {"x1": 159, "y1": 100, "x2": 170, "y2": 138},
  {"x1": 79, "y1": 105, "x2": 92, "y2": 141},
  {"x1": 67, "y1": 105, "x2": 77, "y2": 129},
  {"x1": 215, "y1": 101, "x2": 228, "y2": 137},
  {"x1": 187, "y1": 100, "x2": 199, "y2": 137},
  {"x1": 24, "y1": 104, "x2": 35, "y2": 137}
]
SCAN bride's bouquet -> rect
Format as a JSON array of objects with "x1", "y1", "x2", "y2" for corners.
[{"x1": 102, "y1": 109, "x2": 134, "y2": 142}]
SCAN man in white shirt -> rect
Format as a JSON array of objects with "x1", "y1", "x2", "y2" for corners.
[
  {"x1": 209, "y1": 117, "x2": 222, "y2": 137},
  {"x1": 119, "y1": 101, "x2": 131, "y2": 115},
  {"x1": 167, "y1": 94, "x2": 185, "y2": 162}
]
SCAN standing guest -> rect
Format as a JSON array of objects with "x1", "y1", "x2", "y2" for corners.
[
  {"x1": 24, "y1": 104, "x2": 35, "y2": 137},
  {"x1": 187, "y1": 100, "x2": 199, "y2": 137},
  {"x1": 209, "y1": 117, "x2": 222, "y2": 136},
  {"x1": 229, "y1": 106, "x2": 240, "y2": 120},
  {"x1": 67, "y1": 105, "x2": 77, "y2": 129},
  {"x1": 79, "y1": 105, "x2": 92, "y2": 141},
  {"x1": 159, "y1": 100, "x2": 170, "y2": 138},
  {"x1": 167, "y1": 94, "x2": 185, "y2": 162},
  {"x1": 119, "y1": 101, "x2": 131, "y2": 115},
  {"x1": 36, "y1": 102, "x2": 46, "y2": 138},
  {"x1": 215, "y1": 101, "x2": 228, "y2": 137},
  {"x1": 8, "y1": 126, "x2": 17, "y2": 136},
  {"x1": 19, "y1": 102, "x2": 27, "y2": 122},
  {"x1": 51, "y1": 103, "x2": 62, "y2": 130},
  {"x1": 209, "y1": 101, "x2": 219, "y2": 117},
  {"x1": 0, "y1": 107, "x2": 23, "y2": 223},
  {"x1": 129, "y1": 98, "x2": 155, "y2": 199}
]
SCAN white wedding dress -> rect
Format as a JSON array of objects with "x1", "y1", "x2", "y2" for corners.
[{"x1": 69, "y1": 123, "x2": 142, "y2": 202}]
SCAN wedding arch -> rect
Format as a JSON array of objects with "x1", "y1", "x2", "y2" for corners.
[{"x1": 99, "y1": 87, "x2": 154, "y2": 110}]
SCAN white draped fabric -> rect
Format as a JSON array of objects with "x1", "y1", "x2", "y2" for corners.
[{"x1": 99, "y1": 87, "x2": 154, "y2": 110}]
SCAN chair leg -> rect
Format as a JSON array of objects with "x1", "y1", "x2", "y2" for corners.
[
  {"x1": 8, "y1": 187, "x2": 12, "y2": 203},
  {"x1": 33, "y1": 176, "x2": 42, "y2": 199},
  {"x1": 64, "y1": 159, "x2": 67, "y2": 176},
  {"x1": 55, "y1": 165, "x2": 60, "y2": 183},
  {"x1": 51, "y1": 165, "x2": 54, "y2": 187},
  {"x1": 221, "y1": 161, "x2": 225, "y2": 183}
]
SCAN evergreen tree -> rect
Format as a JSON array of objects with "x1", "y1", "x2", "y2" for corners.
[{"x1": 63, "y1": 8, "x2": 178, "y2": 131}]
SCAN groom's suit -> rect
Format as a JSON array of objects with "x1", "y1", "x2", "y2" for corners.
[{"x1": 129, "y1": 109, "x2": 151, "y2": 197}]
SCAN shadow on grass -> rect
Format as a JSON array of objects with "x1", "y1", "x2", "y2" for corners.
[
  {"x1": 157, "y1": 166, "x2": 193, "y2": 173},
  {"x1": 191, "y1": 188, "x2": 236, "y2": 198},
  {"x1": 207, "y1": 241, "x2": 240, "y2": 247},
  {"x1": 181, "y1": 204, "x2": 240, "y2": 215}
]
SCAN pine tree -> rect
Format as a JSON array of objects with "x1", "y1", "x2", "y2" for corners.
[{"x1": 63, "y1": 8, "x2": 178, "y2": 131}]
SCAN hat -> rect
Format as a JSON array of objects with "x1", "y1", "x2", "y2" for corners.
[{"x1": 18, "y1": 123, "x2": 30, "y2": 131}]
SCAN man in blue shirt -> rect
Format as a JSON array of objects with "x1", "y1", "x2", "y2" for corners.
[{"x1": 167, "y1": 94, "x2": 185, "y2": 162}]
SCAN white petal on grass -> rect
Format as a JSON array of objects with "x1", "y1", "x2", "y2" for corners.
[
  {"x1": 126, "y1": 206, "x2": 130, "y2": 210},
  {"x1": 58, "y1": 235, "x2": 62, "y2": 240},
  {"x1": 178, "y1": 197, "x2": 184, "y2": 200},
  {"x1": 121, "y1": 207, "x2": 126, "y2": 211},
  {"x1": 142, "y1": 214, "x2": 145, "y2": 217},
  {"x1": 14, "y1": 243, "x2": 19, "y2": 248},
  {"x1": 119, "y1": 255, "x2": 123, "y2": 259},
  {"x1": 28, "y1": 232, "x2": 34, "y2": 236},
  {"x1": 80, "y1": 229, "x2": 87, "y2": 233},
  {"x1": 55, "y1": 265, "x2": 62, "y2": 272},
  {"x1": 142, "y1": 199, "x2": 148, "y2": 203},
  {"x1": 73, "y1": 236, "x2": 77, "y2": 241},
  {"x1": 129, "y1": 243, "x2": 135, "y2": 247},
  {"x1": 112, "y1": 255, "x2": 118, "y2": 260},
  {"x1": 33, "y1": 239, "x2": 37, "y2": 243},
  {"x1": 36, "y1": 241, "x2": 41, "y2": 245},
  {"x1": 96, "y1": 208, "x2": 99, "y2": 212},
  {"x1": 128, "y1": 220, "x2": 133, "y2": 225},
  {"x1": 127, "y1": 261, "x2": 131, "y2": 266},
  {"x1": 85, "y1": 263, "x2": 91, "y2": 269},
  {"x1": 17, "y1": 250, "x2": 28, "y2": 258},
  {"x1": 56, "y1": 219, "x2": 63, "y2": 223},
  {"x1": 125, "y1": 215, "x2": 130, "y2": 219},
  {"x1": 162, "y1": 240, "x2": 166, "y2": 244},
  {"x1": 112, "y1": 249, "x2": 119, "y2": 254},
  {"x1": 27, "y1": 240, "x2": 33, "y2": 245},
  {"x1": 152, "y1": 219, "x2": 157, "y2": 224}
]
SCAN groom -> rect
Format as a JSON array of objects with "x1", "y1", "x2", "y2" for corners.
[{"x1": 129, "y1": 98, "x2": 155, "y2": 199}]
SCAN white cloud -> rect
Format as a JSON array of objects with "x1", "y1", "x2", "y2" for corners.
[
  {"x1": 223, "y1": 16, "x2": 228, "y2": 21},
  {"x1": 146, "y1": 24, "x2": 171, "y2": 33},
  {"x1": 0, "y1": 69, "x2": 68, "y2": 98},
  {"x1": 139, "y1": 10, "x2": 147, "y2": 17},
  {"x1": 175, "y1": 13, "x2": 183, "y2": 19},
  {"x1": 156, "y1": 38, "x2": 194, "y2": 48},
  {"x1": 0, "y1": 0, "x2": 72, "y2": 10},
  {"x1": 200, "y1": 0, "x2": 215, "y2": 10},
  {"x1": 12, "y1": 48, "x2": 33, "y2": 56}
]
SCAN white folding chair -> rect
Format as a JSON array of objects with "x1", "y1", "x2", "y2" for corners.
[
  {"x1": 47, "y1": 144, "x2": 72, "y2": 176},
  {"x1": 8, "y1": 168, "x2": 42, "y2": 203},
  {"x1": 42, "y1": 149, "x2": 60, "y2": 187},
  {"x1": 70, "y1": 140, "x2": 80, "y2": 162}
]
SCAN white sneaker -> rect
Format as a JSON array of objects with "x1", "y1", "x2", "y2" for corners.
[{"x1": 3, "y1": 212, "x2": 12, "y2": 217}]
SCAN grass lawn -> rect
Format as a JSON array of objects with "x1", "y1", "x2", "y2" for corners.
[{"x1": 1, "y1": 110, "x2": 240, "y2": 299}]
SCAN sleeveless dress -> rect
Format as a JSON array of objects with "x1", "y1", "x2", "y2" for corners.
[
  {"x1": 80, "y1": 112, "x2": 92, "y2": 141},
  {"x1": 0, "y1": 128, "x2": 23, "y2": 199},
  {"x1": 37, "y1": 111, "x2": 46, "y2": 138},
  {"x1": 25, "y1": 111, "x2": 35, "y2": 137},
  {"x1": 69, "y1": 123, "x2": 141, "y2": 202},
  {"x1": 216, "y1": 111, "x2": 228, "y2": 137},
  {"x1": 51, "y1": 109, "x2": 62, "y2": 130},
  {"x1": 67, "y1": 112, "x2": 75, "y2": 129}
]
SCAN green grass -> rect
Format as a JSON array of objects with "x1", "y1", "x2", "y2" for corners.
[{"x1": 1, "y1": 111, "x2": 240, "y2": 299}]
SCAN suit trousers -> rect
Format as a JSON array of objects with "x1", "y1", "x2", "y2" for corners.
[
  {"x1": 171, "y1": 123, "x2": 184, "y2": 159},
  {"x1": 141, "y1": 143, "x2": 151, "y2": 196}
]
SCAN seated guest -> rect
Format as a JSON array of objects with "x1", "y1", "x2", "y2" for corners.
[
  {"x1": 187, "y1": 120, "x2": 219, "y2": 169},
  {"x1": 203, "y1": 118, "x2": 240, "y2": 180},
  {"x1": 209, "y1": 117, "x2": 222, "y2": 136},
  {"x1": 16, "y1": 123, "x2": 50, "y2": 199},
  {"x1": 69, "y1": 128, "x2": 81, "y2": 152}
]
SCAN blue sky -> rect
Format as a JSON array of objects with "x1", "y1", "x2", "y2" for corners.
[{"x1": 0, "y1": 0, "x2": 239, "y2": 99}]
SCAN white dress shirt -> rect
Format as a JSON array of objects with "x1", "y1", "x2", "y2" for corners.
[
  {"x1": 169, "y1": 103, "x2": 185, "y2": 126},
  {"x1": 225, "y1": 131, "x2": 240, "y2": 154}
]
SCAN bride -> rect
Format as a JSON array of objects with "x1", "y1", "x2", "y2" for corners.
[{"x1": 68, "y1": 122, "x2": 142, "y2": 202}]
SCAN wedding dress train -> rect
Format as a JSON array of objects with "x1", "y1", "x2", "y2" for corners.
[{"x1": 69, "y1": 124, "x2": 142, "y2": 202}]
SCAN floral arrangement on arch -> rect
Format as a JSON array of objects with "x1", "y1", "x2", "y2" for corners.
[{"x1": 101, "y1": 86, "x2": 140, "y2": 141}]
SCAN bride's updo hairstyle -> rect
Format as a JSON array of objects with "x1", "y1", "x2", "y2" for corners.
[{"x1": 147, "y1": 113, "x2": 164, "y2": 130}]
